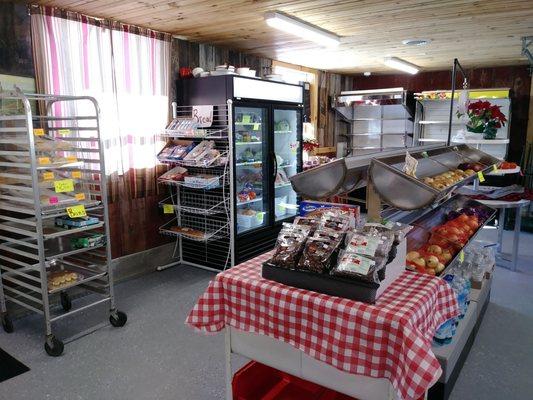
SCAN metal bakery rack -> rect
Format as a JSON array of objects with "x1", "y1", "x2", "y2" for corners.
[
  {"x1": 156, "y1": 102, "x2": 234, "y2": 272},
  {"x1": 0, "y1": 88, "x2": 127, "y2": 356}
]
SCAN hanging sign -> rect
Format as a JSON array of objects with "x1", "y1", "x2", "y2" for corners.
[
  {"x1": 38, "y1": 157, "x2": 51, "y2": 165},
  {"x1": 54, "y1": 179, "x2": 74, "y2": 193},
  {"x1": 75, "y1": 193, "x2": 86, "y2": 201},
  {"x1": 66, "y1": 204, "x2": 87, "y2": 218},
  {"x1": 192, "y1": 105, "x2": 213, "y2": 128},
  {"x1": 72, "y1": 171, "x2": 82, "y2": 179},
  {"x1": 33, "y1": 128, "x2": 45, "y2": 136},
  {"x1": 43, "y1": 172, "x2": 54, "y2": 181},
  {"x1": 477, "y1": 171, "x2": 485, "y2": 182},
  {"x1": 163, "y1": 204, "x2": 174, "y2": 214}
]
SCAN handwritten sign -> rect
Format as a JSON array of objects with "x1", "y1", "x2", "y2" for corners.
[
  {"x1": 49, "y1": 196, "x2": 58, "y2": 205},
  {"x1": 43, "y1": 172, "x2": 54, "y2": 181},
  {"x1": 58, "y1": 129, "x2": 71, "y2": 135},
  {"x1": 38, "y1": 157, "x2": 51, "y2": 165},
  {"x1": 192, "y1": 105, "x2": 213, "y2": 128},
  {"x1": 241, "y1": 115, "x2": 252, "y2": 124},
  {"x1": 54, "y1": 179, "x2": 74, "y2": 193},
  {"x1": 477, "y1": 171, "x2": 485, "y2": 182},
  {"x1": 75, "y1": 193, "x2": 86, "y2": 201},
  {"x1": 66, "y1": 156, "x2": 77, "y2": 163},
  {"x1": 33, "y1": 128, "x2": 45, "y2": 136},
  {"x1": 163, "y1": 204, "x2": 174, "y2": 214},
  {"x1": 72, "y1": 171, "x2": 82, "y2": 179},
  {"x1": 66, "y1": 204, "x2": 87, "y2": 218}
]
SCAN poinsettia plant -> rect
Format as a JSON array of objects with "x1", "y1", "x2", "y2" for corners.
[
  {"x1": 457, "y1": 100, "x2": 507, "y2": 138},
  {"x1": 302, "y1": 138, "x2": 319, "y2": 153}
]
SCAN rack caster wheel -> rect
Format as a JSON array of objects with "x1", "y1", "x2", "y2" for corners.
[
  {"x1": 2, "y1": 315, "x2": 13, "y2": 333},
  {"x1": 60, "y1": 292, "x2": 72, "y2": 312},
  {"x1": 109, "y1": 311, "x2": 127, "y2": 328},
  {"x1": 44, "y1": 336, "x2": 64, "y2": 357}
]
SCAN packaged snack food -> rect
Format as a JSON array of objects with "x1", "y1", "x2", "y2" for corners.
[
  {"x1": 363, "y1": 221, "x2": 412, "y2": 244},
  {"x1": 299, "y1": 201, "x2": 361, "y2": 227},
  {"x1": 268, "y1": 223, "x2": 310, "y2": 269},
  {"x1": 158, "y1": 166, "x2": 188, "y2": 182},
  {"x1": 318, "y1": 214, "x2": 350, "y2": 232},
  {"x1": 298, "y1": 237, "x2": 340, "y2": 273},
  {"x1": 345, "y1": 232, "x2": 387, "y2": 258},
  {"x1": 312, "y1": 228, "x2": 344, "y2": 245},
  {"x1": 331, "y1": 251, "x2": 386, "y2": 283},
  {"x1": 293, "y1": 216, "x2": 321, "y2": 233}
]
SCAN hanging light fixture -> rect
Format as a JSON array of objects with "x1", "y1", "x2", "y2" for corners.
[
  {"x1": 264, "y1": 12, "x2": 340, "y2": 48},
  {"x1": 383, "y1": 57, "x2": 420, "y2": 74}
]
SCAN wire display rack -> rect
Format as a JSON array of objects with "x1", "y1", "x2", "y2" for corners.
[
  {"x1": 0, "y1": 88, "x2": 127, "y2": 356},
  {"x1": 157, "y1": 102, "x2": 234, "y2": 272}
]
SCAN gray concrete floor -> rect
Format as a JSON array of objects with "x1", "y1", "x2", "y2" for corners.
[{"x1": 1, "y1": 228, "x2": 532, "y2": 400}]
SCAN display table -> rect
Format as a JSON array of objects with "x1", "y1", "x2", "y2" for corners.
[{"x1": 186, "y1": 251, "x2": 459, "y2": 400}]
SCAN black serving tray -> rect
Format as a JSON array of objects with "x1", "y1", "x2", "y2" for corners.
[{"x1": 262, "y1": 262, "x2": 380, "y2": 304}]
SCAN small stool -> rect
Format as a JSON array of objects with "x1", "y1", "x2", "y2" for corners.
[{"x1": 477, "y1": 199, "x2": 530, "y2": 271}]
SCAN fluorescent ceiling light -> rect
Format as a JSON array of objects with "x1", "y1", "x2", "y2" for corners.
[
  {"x1": 383, "y1": 57, "x2": 420, "y2": 74},
  {"x1": 265, "y1": 12, "x2": 340, "y2": 47}
]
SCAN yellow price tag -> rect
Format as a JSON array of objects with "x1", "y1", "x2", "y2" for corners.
[
  {"x1": 458, "y1": 250, "x2": 464, "y2": 263},
  {"x1": 163, "y1": 204, "x2": 174, "y2": 214},
  {"x1": 54, "y1": 179, "x2": 74, "y2": 193},
  {"x1": 477, "y1": 171, "x2": 485, "y2": 182},
  {"x1": 492, "y1": 164, "x2": 498, "y2": 172},
  {"x1": 75, "y1": 193, "x2": 85, "y2": 201},
  {"x1": 242, "y1": 115, "x2": 251, "y2": 124},
  {"x1": 33, "y1": 128, "x2": 45, "y2": 136},
  {"x1": 43, "y1": 172, "x2": 54, "y2": 181},
  {"x1": 58, "y1": 129, "x2": 71, "y2": 135},
  {"x1": 38, "y1": 157, "x2": 51, "y2": 165},
  {"x1": 253, "y1": 123, "x2": 260, "y2": 130},
  {"x1": 66, "y1": 204, "x2": 86, "y2": 218},
  {"x1": 72, "y1": 171, "x2": 82, "y2": 179},
  {"x1": 66, "y1": 156, "x2": 77, "y2": 163}
]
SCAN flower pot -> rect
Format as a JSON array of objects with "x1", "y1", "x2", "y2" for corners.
[{"x1": 482, "y1": 121, "x2": 498, "y2": 140}]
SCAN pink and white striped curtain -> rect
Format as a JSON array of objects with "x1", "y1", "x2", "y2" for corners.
[{"x1": 30, "y1": 6, "x2": 170, "y2": 200}]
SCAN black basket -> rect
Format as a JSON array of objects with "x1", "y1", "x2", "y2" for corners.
[{"x1": 262, "y1": 262, "x2": 380, "y2": 304}]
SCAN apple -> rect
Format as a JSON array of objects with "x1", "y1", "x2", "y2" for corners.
[
  {"x1": 426, "y1": 268, "x2": 436, "y2": 276},
  {"x1": 426, "y1": 255, "x2": 440, "y2": 268},
  {"x1": 458, "y1": 214, "x2": 469, "y2": 223},
  {"x1": 406, "y1": 251, "x2": 420, "y2": 262},
  {"x1": 428, "y1": 245, "x2": 442, "y2": 255},
  {"x1": 413, "y1": 258, "x2": 426, "y2": 268}
]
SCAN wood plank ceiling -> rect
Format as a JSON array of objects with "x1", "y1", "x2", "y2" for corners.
[{"x1": 34, "y1": 0, "x2": 533, "y2": 73}]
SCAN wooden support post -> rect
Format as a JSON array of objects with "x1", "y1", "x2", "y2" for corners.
[{"x1": 366, "y1": 179, "x2": 382, "y2": 222}]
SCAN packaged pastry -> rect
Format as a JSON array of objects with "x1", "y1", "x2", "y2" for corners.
[
  {"x1": 268, "y1": 223, "x2": 310, "y2": 269},
  {"x1": 345, "y1": 231, "x2": 391, "y2": 258},
  {"x1": 363, "y1": 221, "x2": 412, "y2": 244},
  {"x1": 312, "y1": 228, "x2": 344, "y2": 246},
  {"x1": 293, "y1": 216, "x2": 321, "y2": 233},
  {"x1": 158, "y1": 166, "x2": 188, "y2": 182},
  {"x1": 318, "y1": 214, "x2": 350, "y2": 232},
  {"x1": 183, "y1": 140, "x2": 214, "y2": 161},
  {"x1": 331, "y1": 252, "x2": 386, "y2": 283},
  {"x1": 298, "y1": 237, "x2": 340, "y2": 273}
]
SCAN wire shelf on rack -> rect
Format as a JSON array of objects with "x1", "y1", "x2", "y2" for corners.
[
  {"x1": 160, "y1": 191, "x2": 229, "y2": 216},
  {"x1": 159, "y1": 217, "x2": 229, "y2": 242}
]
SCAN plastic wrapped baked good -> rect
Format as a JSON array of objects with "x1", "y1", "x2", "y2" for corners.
[
  {"x1": 331, "y1": 251, "x2": 386, "y2": 283},
  {"x1": 363, "y1": 221, "x2": 412, "y2": 244},
  {"x1": 312, "y1": 228, "x2": 344, "y2": 246},
  {"x1": 293, "y1": 216, "x2": 321, "y2": 233},
  {"x1": 268, "y1": 223, "x2": 310, "y2": 269},
  {"x1": 318, "y1": 214, "x2": 350, "y2": 232},
  {"x1": 158, "y1": 166, "x2": 188, "y2": 182},
  {"x1": 298, "y1": 237, "x2": 341, "y2": 273},
  {"x1": 345, "y1": 231, "x2": 392, "y2": 258}
]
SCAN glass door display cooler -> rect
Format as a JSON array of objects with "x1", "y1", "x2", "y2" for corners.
[
  {"x1": 234, "y1": 106, "x2": 270, "y2": 234},
  {"x1": 273, "y1": 108, "x2": 301, "y2": 221}
]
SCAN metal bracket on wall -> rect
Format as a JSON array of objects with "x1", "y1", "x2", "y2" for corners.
[{"x1": 522, "y1": 36, "x2": 533, "y2": 75}]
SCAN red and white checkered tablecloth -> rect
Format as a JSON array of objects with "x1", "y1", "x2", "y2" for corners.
[{"x1": 186, "y1": 251, "x2": 458, "y2": 400}]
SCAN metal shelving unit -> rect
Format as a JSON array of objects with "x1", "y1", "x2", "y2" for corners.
[
  {"x1": 156, "y1": 102, "x2": 234, "y2": 272},
  {"x1": 0, "y1": 88, "x2": 126, "y2": 356}
]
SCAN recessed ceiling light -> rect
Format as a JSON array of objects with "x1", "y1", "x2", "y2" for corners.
[
  {"x1": 364, "y1": 72, "x2": 372, "y2": 76},
  {"x1": 265, "y1": 11, "x2": 340, "y2": 47},
  {"x1": 402, "y1": 39, "x2": 431, "y2": 46},
  {"x1": 383, "y1": 57, "x2": 420, "y2": 74}
]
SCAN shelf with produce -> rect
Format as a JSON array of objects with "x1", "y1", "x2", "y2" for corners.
[
  {"x1": 236, "y1": 141, "x2": 262, "y2": 146},
  {"x1": 487, "y1": 165, "x2": 520, "y2": 175},
  {"x1": 236, "y1": 161, "x2": 262, "y2": 167},
  {"x1": 237, "y1": 197, "x2": 263, "y2": 206}
]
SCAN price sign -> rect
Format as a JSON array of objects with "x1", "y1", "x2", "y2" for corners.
[
  {"x1": 43, "y1": 172, "x2": 54, "y2": 181},
  {"x1": 477, "y1": 171, "x2": 485, "y2": 182},
  {"x1": 58, "y1": 129, "x2": 71, "y2": 135},
  {"x1": 54, "y1": 179, "x2": 74, "y2": 193},
  {"x1": 163, "y1": 204, "x2": 174, "y2": 214},
  {"x1": 66, "y1": 156, "x2": 77, "y2": 163},
  {"x1": 33, "y1": 128, "x2": 45, "y2": 136},
  {"x1": 38, "y1": 157, "x2": 51, "y2": 165},
  {"x1": 75, "y1": 193, "x2": 85, "y2": 201},
  {"x1": 492, "y1": 164, "x2": 498, "y2": 172},
  {"x1": 458, "y1": 250, "x2": 464, "y2": 263},
  {"x1": 66, "y1": 204, "x2": 87, "y2": 218},
  {"x1": 242, "y1": 115, "x2": 251, "y2": 124},
  {"x1": 49, "y1": 196, "x2": 58, "y2": 205},
  {"x1": 253, "y1": 123, "x2": 260, "y2": 131},
  {"x1": 72, "y1": 171, "x2": 82, "y2": 179}
]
